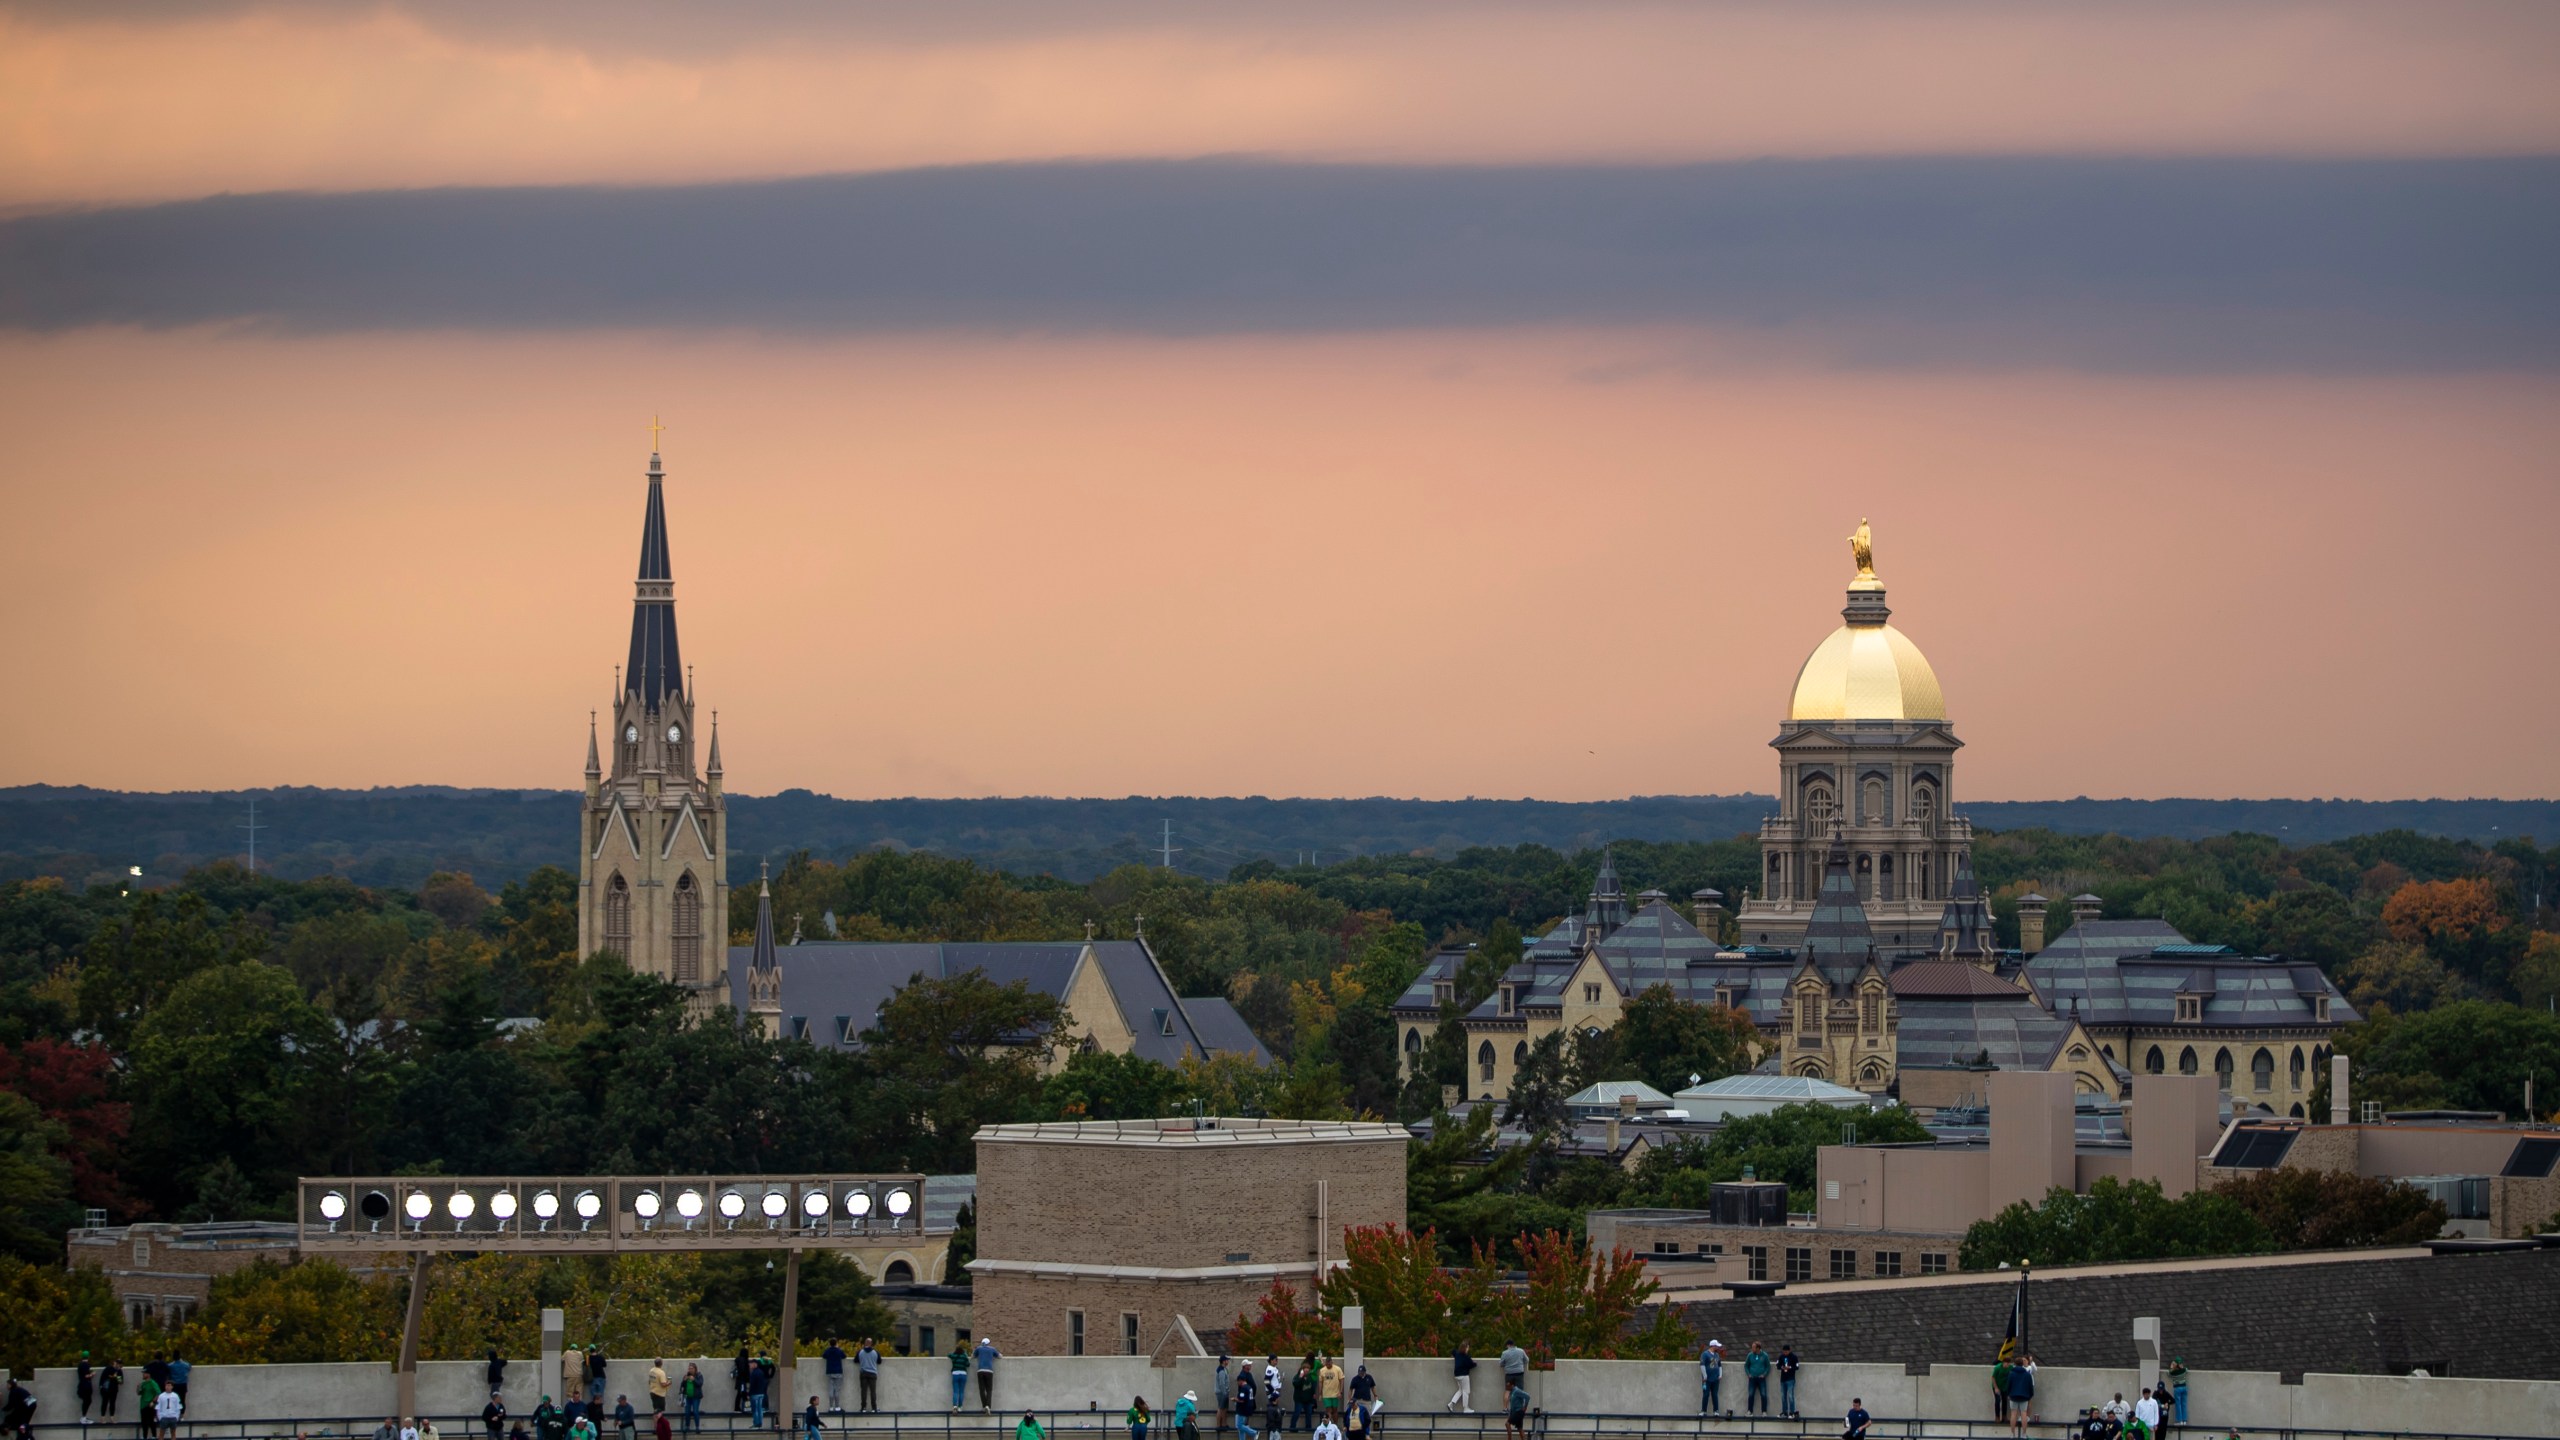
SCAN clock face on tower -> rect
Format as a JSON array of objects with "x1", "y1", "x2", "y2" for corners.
[
  {"x1": 625, "y1": 724, "x2": 638, "y2": 743},
  {"x1": 668, "y1": 724, "x2": 682, "y2": 743}
]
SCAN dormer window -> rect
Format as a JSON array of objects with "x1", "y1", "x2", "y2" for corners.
[
  {"x1": 2176, "y1": 994, "x2": 2202, "y2": 1023},
  {"x1": 1499, "y1": 984, "x2": 1516, "y2": 1016},
  {"x1": 1715, "y1": 985, "x2": 1738, "y2": 1010},
  {"x1": 1433, "y1": 981, "x2": 1454, "y2": 1006},
  {"x1": 2314, "y1": 995, "x2": 2332, "y2": 1022}
]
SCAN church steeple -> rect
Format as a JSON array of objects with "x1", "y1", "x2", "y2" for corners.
[
  {"x1": 746, "y1": 860, "x2": 783, "y2": 1038},
  {"x1": 626, "y1": 449, "x2": 684, "y2": 712}
]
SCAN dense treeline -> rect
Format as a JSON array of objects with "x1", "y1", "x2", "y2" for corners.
[
  {"x1": 10, "y1": 782, "x2": 2557, "y2": 889},
  {"x1": 4, "y1": 827, "x2": 2557, "y2": 1275}
]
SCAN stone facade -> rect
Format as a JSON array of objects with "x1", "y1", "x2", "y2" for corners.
[
  {"x1": 578, "y1": 448, "x2": 730, "y2": 1010},
  {"x1": 67, "y1": 1221, "x2": 303, "y2": 1328},
  {"x1": 1588, "y1": 1212, "x2": 1961, "y2": 1284},
  {"x1": 969, "y1": 1118, "x2": 1407, "y2": 1355}
]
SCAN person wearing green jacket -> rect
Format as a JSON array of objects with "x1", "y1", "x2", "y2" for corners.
[
  {"x1": 1742, "y1": 1342, "x2": 1772, "y2": 1415},
  {"x1": 1992, "y1": 1360, "x2": 2012, "y2": 1424},
  {"x1": 1128, "y1": 1398, "x2": 1151, "y2": 1440},
  {"x1": 948, "y1": 1343, "x2": 971, "y2": 1414},
  {"x1": 1016, "y1": 1412, "x2": 1046, "y2": 1440}
]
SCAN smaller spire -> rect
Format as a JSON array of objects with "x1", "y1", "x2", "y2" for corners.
[
  {"x1": 585, "y1": 712, "x2": 600, "y2": 776},
  {"x1": 706, "y1": 711, "x2": 723, "y2": 775}
]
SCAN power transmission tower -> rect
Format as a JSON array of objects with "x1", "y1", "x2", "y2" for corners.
[
  {"x1": 241, "y1": 797, "x2": 265, "y2": 874},
  {"x1": 1159, "y1": 820, "x2": 1181, "y2": 871}
]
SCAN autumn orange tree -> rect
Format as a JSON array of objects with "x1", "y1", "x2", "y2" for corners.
[{"x1": 1229, "y1": 1224, "x2": 1691, "y2": 1361}]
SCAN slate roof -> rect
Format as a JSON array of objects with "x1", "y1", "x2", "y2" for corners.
[
  {"x1": 1664, "y1": 1248, "x2": 2560, "y2": 1380},
  {"x1": 2026, "y1": 920, "x2": 2357, "y2": 1028},
  {"x1": 1931, "y1": 855, "x2": 1997, "y2": 960},
  {"x1": 1181, "y1": 996, "x2": 1273, "y2": 1065},
  {"x1": 1894, "y1": 995, "x2": 2084, "y2": 1071},
  {"x1": 1888, "y1": 961, "x2": 2024, "y2": 998},
  {"x1": 1799, "y1": 845, "x2": 1881, "y2": 985},
  {"x1": 724, "y1": 939, "x2": 1266, "y2": 1066},
  {"x1": 1389, "y1": 947, "x2": 1472, "y2": 1016},
  {"x1": 625, "y1": 457, "x2": 683, "y2": 710}
]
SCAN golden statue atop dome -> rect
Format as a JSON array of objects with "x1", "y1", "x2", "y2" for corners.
[{"x1": 1848, "y1": 517, "x2": 1882, "y2": 591}]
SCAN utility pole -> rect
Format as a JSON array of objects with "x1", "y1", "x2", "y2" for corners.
[
  {"x1": 240, "y1": 798, "x2": 265, "y2": 874},
  {"x1": 1160, "y1": 820, "x2": 1180, "y2": 871}
]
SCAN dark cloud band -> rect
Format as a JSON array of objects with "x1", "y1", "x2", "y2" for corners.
[{"x1": 3, "y1": 157, "x2": 2554, "y2": 369}]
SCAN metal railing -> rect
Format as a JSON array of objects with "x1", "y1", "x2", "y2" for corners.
[{"x1": 26, "y1": 1413, "x2": 2548, "y2": 1440}]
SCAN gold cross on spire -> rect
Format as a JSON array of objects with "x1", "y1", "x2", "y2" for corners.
[{"x1": 648, "y1": 414, "x2": 666, "y2": 453}]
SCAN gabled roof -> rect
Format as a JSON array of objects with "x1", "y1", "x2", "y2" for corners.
[
  {"x1": 2025, "y1": 919, "x2": 2356, "y2": 1027},
  {"x1": 725, "y1": 938, "x2": 1267, "y2": 1067},
  {"x1": 1932, "y1": 854, "x2": 1998, "y2": 959},
  {"x1": 1895, "y1": 995, "x2": 2085, "y2": 1073},
  {"x1": 1889, "y1": 960, "x2": 2023, "y2": 998}
]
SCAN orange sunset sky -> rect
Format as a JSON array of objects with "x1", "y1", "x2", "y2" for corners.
[{"x1": 2, "y1": 0, "x2": 2556, "y2": 802}]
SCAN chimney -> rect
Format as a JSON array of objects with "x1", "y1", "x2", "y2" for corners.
[
  {"x1": 2018, "y1": 893, "x2": 2049, "y2": 956},
  {"x1": 2330, "y1": 1053, "x2": 2350, "y2": 1126},
  {"x1": 1692, "y1": 889, "x2": 1726, "y2": 943},
  {"x1": 1441, "y1": 1084, "x2": 1460, "y2": 1111},
  {"x1": 2071, "y1": 893, "x2": 2104, "y2": 930}
]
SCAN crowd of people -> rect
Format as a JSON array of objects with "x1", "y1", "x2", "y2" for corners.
[{"x1": 4, "y1": 1350, "x2": 193, "y2": 1440}]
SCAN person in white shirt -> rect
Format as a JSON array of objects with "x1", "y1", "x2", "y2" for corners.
[
  {"x1": 1313, "y1": 1416, "x2": 1344, "y2": 1440},
  {"x1": 2133, "y1": 1391, "x2": 2162, "y2": 1435},
  {"x1": 2104, "y1": 1395, "x2": 2131, "y2": 1424},
  {"x1": 154, "y1": 1389, "x2": 184, "y2": 1440},
  {"x1": 400, "y1": 1419, "x2": 422, "y2": 1440}
]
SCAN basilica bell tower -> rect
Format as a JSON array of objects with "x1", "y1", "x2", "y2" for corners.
[{"x1": 578, "y1": 440, "x2": 729, "y2": 1006}]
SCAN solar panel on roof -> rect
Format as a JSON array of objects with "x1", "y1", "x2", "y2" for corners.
[
  {"x1": 2213, "y1": 1128, "x2": 2298, "y2": 1169},
  {"x1": 2501, "y1": 1136, "x2": 2560, "y2": 1178}
]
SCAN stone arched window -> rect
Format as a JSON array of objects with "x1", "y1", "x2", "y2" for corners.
[
  {"x1": 1797, "y1": 988, "x2": 1823, "y2": 1037},
  {"x1": 1405, "y1": 1028, "x2": 1423, "y2": 1058},
  {"x1": 1477, "y1": 1040, "x2": 1495, "y2": 1083},
  {"x1": 1861, "y1": 989, "x2": 1882, "y2": 1032},
  {"x1": 1855, "y1": 853, "x2": 1874, "y2": 902},
  {"x1": 2215, "y1": 1047, "x2": 2236, "y2": 1087},
  {"x1": 2290, "y1": 1046, "x2": 2305, "y2": 1087},
  {"x1": 604, "y1": 873, "x2": 632, "y2": 956},
  {"x1": 2251, "y1": 1047, "x2": 2274, "y2": 1092},
  {"x1": 1863, "y1": 776, "x2": 1888, "y2": 825},
  {"x1": 884, "y1": 1260, "x2": 914, "y2": 1285},
  {"x1": 2178, "y1": 1046, "x2": 2198, "y2": 1076},
  {"x1": 2289, "y1": 1103, "x2": 2305, "y2": 1119},
  {"x1": 671, "y1": 871, "x2": 702, "y2": 983},
  {"x1": 1912, "y1": 784, "x2": 1938, "y2": 837},
  {"x1": 1512, "y1": 1041, "x2": 1529, "y2": 1069},
  {"x1": 2146, "y1": 1045, "x2": 2165, "y2": 1075},
  {"x1": 1805, "y1": 783, "x2": 1836, "y2": 832},
  {"x1": 1878, "y1": 854, "x2": 1896, "y2": 902}
]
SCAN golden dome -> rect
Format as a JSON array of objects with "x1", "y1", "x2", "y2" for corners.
[{"x1": 1788, "y1": 622, "x2": 1945, "y2": 721}]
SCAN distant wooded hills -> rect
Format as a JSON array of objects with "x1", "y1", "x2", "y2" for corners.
[{"x1": 4, "y1": 786, "x2": 2554, "y2": 890}]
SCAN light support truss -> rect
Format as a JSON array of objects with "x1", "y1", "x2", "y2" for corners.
[{"x1": 300, "y1": 1174, "x2": 928, "y2": 1421}]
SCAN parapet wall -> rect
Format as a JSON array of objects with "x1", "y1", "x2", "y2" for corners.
[{"x1": 14, "y1": 1357, "x2": 2557, "y2": 1438}]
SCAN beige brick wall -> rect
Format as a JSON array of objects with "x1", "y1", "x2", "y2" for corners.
[
  {"x1": 972, "y1": 1123, "x2": 1408, "y2": 1356},
  {"x1": 977, "y1": 1132, "x2": 1405, "y2": 1271},
  {"x1": 1594, "y1": 1217, "x2": 1961, "y2": 1284},
  {"x1": 974, "y1": 1273, "x2": 1279, "y2": 1359}
]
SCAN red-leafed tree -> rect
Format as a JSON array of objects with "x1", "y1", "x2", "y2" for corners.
[
  {"x1": 1227, "y1": 1278, "x2": 1344, "y2": 1357},
  {"x1": 1231, "y1": 1223, "x2": 1692, "y2": 1362},
  {"x1": 0, "y1": 1039, "x2": 142, "y2": 1219}
]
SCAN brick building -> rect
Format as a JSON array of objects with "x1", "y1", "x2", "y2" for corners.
[
  {"x1": 968, "y1": 1117, "x2": 1408, "y2": 1355},
  {"x1": 66, "y1": 1221, "x2": 301, "y2": 1328}
]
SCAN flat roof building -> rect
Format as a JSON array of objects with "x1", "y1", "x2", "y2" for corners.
[{"x1": 969, "y1": 1117, "x2": 1408, "y2": 1355}]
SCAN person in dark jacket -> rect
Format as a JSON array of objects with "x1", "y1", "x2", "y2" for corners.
[
  {"x1": 483, "y1": 1394, "x2": 508, "y2": 1440},
  {"x1": 488, "y1": 1351, "x2": 510, "y2": 1393}
]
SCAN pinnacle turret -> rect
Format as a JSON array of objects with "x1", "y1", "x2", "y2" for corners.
[{"x1": 626, "y1": 448, "x2": 684, "y2": 711}]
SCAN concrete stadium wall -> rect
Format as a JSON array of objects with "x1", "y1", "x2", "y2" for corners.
[{"x1": 20, "y1": 1358, "x2": 2559, "y2": 1437}]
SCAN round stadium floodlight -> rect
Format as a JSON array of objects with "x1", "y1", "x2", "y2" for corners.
[
  {"x1": 801, "y1": 1190, "x2": 829, "y2": 1219},
  {"x1": 361, "y1": 1190, "x2": 393, "y2": 1221},
  {"x1": 634, "y1": 1190, "x2": 663, "y2": 1220},
  {"x1": 719, "y1": 1191, "x2": 747, "y2": 1221},
  {"x1": 491, "y1": 1192, "x2": 519, "y2": 1221},
  {"x1": 532, "y1": 1190, "x2": 560, "y2": 1220},
  {"x1": 843, "y1": 1190, "x2": 872, "y2": 1217},
  {"x1": 448, "y1": 1192, "x2": 476, "y2": 1220},
  {"x1": 885, "y1": 1189, "x2": 914, "y2": 1217},
  {"x1": 760, "y1": 1191, "x2": 788, "y2": 1220},
  {"x1": 319, "y1": 1191, "x2": 348, "y2": 1221},
  {"x1": 405, "y1": 1192, "x2": 433, "y2": 1222},
  {"x1": 574, "y1": 1190, "x2": 603, "y2": 1221},
  {"x1": 676, "y1": 1189, "x2": 705, "y2": 1220}
]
